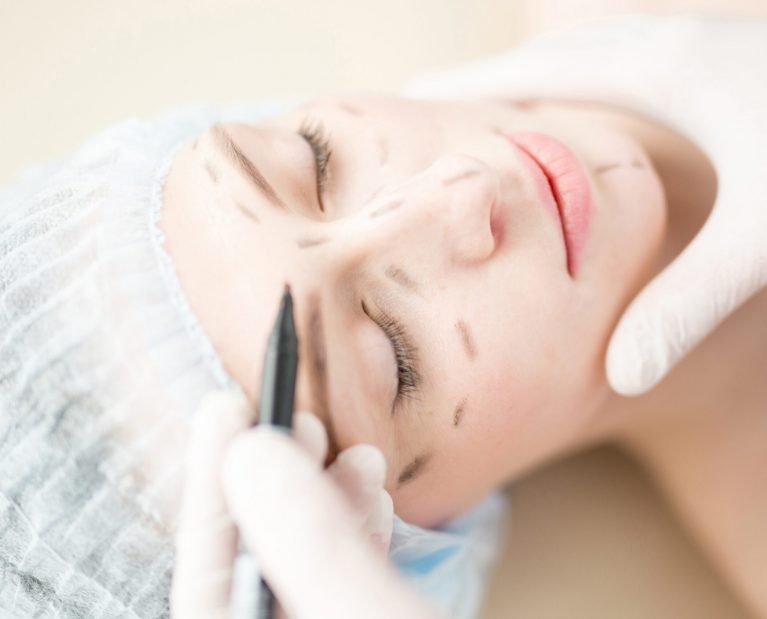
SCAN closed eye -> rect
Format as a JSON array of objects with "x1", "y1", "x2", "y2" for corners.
[
  {"x1": 298, "y1": 119, "x2": 332, "y2": 212},
  {"x1": 361, "y1": 300, "x2": 421, "y2": 413}
]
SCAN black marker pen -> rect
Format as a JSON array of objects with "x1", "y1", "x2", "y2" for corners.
[{"x1": 231, "y1": 285, "x2": 298, "y2": 619}]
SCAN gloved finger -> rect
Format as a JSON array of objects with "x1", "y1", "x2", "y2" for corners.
[
  {"x1": 327, "y1": 444, "x2": 393, "y2": 552},
  {"x1": 171, "y1": 390, "x2": 254, "y2": 619},
  {"x1": 364, "y1": 489, "x2": 394, "y2": 556},
  {"x1": 221, "y1": 428, "x2": 443, "y2": 619},
  {"x1": 404, "y1": 15, "x2": 661, "y2": 103},
  {"x1": 292, "y1": 411, "x2": 328, "y2": 466},
  {"x1": 606, "y1": 195, "x2": 767, "y2": 395},
  {"x1": 327, "y1": 444, "x2": 386, "y2": 516}
]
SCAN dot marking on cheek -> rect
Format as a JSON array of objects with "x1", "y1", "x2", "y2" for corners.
[
  {"x1": 455, "y1": 320, "x2": 477, "y2": 360},
  {"x1": 204, "y1": 160, "x2": 220, "y2": 183},
  {"x1": 369, "y1": 199, "x2": 403, "y2": 219},
  {"x1": 296, "y1": 236, "x2": 330, "y2": 249},
  {"x1": 453, "y1": 399, "x2": 467, "y2": 427},
  {"x1": 442, "y1": 169, "x2": 480, "y2": 187}
]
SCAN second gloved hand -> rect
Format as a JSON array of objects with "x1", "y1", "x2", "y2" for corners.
[{"x1": 407, "y1": 14, "x2": 767, "y2": 396}]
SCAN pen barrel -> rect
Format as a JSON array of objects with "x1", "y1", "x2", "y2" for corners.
[
  {"x1": 258, "y1": 343, "x2": 297, "y2": 428},
  {"x1": 237, "y1": 288, "x2": 297, "y2": 619},
  {"x1": 230, "y1": 540, "x2": 275, "y2": 619}
]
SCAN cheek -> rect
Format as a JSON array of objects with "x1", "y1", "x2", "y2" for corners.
[{"x1": 589, "y1": 138, "x2": 667, "y2": 285}]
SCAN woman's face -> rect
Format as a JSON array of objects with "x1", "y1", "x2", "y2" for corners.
[{"x1": 161, "y1": 95, "x2": 665, "y2": 526}]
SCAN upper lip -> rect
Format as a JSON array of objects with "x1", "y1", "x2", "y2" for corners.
[
  {"x1": 508, "y1": 139, "x2": 568, "y2": 260},
  {"x1": 505, "y1": 131, "x2": 593, "y2": 277}
]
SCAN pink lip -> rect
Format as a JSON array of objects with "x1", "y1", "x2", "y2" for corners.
[{"x1": 505, "y1": 132, "x2": 592, "y2": 276}]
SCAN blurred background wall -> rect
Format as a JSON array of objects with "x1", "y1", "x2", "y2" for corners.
[
  {"x1": 0, "y1": 0, "x2": 527, "y2": 186},
  {"x1": 3, "y1": 0, "x2": 766, "y2": 186},
  {"x1": 2, "y1": 1, "x2": 764, "y2": 617}
]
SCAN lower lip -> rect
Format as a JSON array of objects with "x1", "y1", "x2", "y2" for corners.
[{"x1": 506, "y1": 132, "x2": 592, "y2": 276}]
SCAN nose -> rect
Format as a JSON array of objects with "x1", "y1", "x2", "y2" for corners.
[{"x1": 331, "y1": 154, "x2": 500, "y2": 271}]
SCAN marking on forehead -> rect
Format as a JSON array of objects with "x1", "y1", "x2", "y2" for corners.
[
  {"x1": 631, "y1": 158, "x2": 645, "y2": 169},
  {"x1": 397, "y1": 452, "x2": 432, "y2": 486},
  {"x1": 455, "y1": 320, "x2": 477, "y2": 360},
  {"x1": 377, "y1": 137, "x2": 389, "y2": 165},
  {"x1": 453, "y1": 399, "x2": 467, "y2": 427},
  {"x1": 442, "y1": 168, "x2": 480, "y2": 187},
  {"x1": 296, "y1": 236, "x2": 330, "y2": 249},
  {"x1": 204, "y1": 159, "x2": 220, "y2": 183},
  {"x1": 504, "y1": 98, "x2": 536, "y2": 110},
  {"x1": 364, "y1": 185, "x2": 384, "y2": 204},
  {"x1": 235, "y1": 200, "x2": 260, "y2": 223},
  {"x1": 369, "y1": 198, "x2": 403, "y2": 218},
  {"x1": 192, "y1": 139, "x2": 199, "y2": 150},
  {"x1": 337, "y1": 103, "x2": 364, "y2": 116},
  {"x1": 385, "y1": 265, "x2": 419, "y2": 293}
]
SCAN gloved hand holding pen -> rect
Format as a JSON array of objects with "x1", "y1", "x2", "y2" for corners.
[
  {"x1": 170, "y1": 390, "x2": 444, "y2": 619},
  {"x1": 406, "y1": 14, "x2": 767, "y2": 396}
]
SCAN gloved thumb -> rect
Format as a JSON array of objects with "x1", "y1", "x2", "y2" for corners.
[
  {"x1": 221, "y1": 428, "x2": 442, "y2": 619},
  {"x1": 606, "y1": 198, "x2": 767, "y2": 395}
]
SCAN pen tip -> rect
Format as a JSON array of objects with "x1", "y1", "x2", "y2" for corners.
[
  {"x1": 280, "y1": 284, "x2": 294, "y2": 316},
  {"x1": 283, "y1": 282, "x2": 291, "y2": 296}
]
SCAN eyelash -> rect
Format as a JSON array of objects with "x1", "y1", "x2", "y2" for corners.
[
  {"x1": 362, "y1": 300, "x2": 421, "y2": 406},
  {"x1": 298, "y1": 120, "x2": 332, "y2": 212}
]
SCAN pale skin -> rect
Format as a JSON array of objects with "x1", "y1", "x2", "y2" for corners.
[{"x1": 160, "y1": 95, "x2": 766, "y2": 615}]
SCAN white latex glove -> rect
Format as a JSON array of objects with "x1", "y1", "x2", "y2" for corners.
[
  {"x1": 170, "y1": 390, "x2": 443, "y2": 619},
  {"x1": 406, "y1": 14, "x2": 767, "y2": 395}
]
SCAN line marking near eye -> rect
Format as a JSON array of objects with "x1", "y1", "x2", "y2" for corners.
[
  {"x1": 369, "y1": 199, "x2": 403, "y2": 218},
  {"x1": 397, "y1": 452, "x2": 432, "y2": 486},
  {"x1": 235, "y1": 200, "x2": 260, "y2": 223},
  {"x1": 453, "y1": 399, "x2": 468, "y2": 427},
  {"x1": 204, "y1": 160, "x2": 220, "y2": 183},
  {"x1": 296, "y1": 236, "x2": 330, "y2": 249},
  {"x1": 455, "y1": 320, "x2": 477, "y2": 360},
  {"x1": 385, "y1": 265, "x2": 420, "y2": 293}
]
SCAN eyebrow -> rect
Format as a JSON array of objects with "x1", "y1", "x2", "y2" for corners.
[
  {"x1": 305, "y1": 294, "x2": 340, "y2": 464},
  {"x1": 211, "y1": 125, "x2": 286, "y2": 209},
  {"x1": 397, "y1": 452, "x2": 432, "y2": 486}
]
